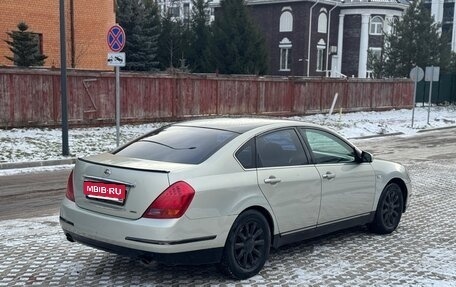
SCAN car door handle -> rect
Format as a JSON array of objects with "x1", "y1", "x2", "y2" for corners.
[
  {"x1": 322, "y1": 172, "x2": 336, "y2": 180},
  {"x1": 264, "y1": 176, "x2": 282, "y2": 184}
]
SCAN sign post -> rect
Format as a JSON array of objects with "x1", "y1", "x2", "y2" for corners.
[
  {"x1": 424, "y1": 66, "x2": 440, "y2": 125},
  {"x1": 107, "y1": 24, "x2": 126, "y2": 147},
  {"x1": 409, "y1": 66, "x2": 424, "y2": 128},
  {"x1": 59, "y1": 0, "x2": 69, "y2": 156}
]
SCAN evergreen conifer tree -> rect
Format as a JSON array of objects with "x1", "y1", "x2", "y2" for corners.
[
  {"x1": 187, "y1": 0, "x2": 214, "y2": 72},
  {"x1": 212, "y1": 0, "x2": 268, "y2": 75},
  {"x1": 157, "y1": 2, "x2": 191, "y2": 71},
  {"x1": 4, "y1": 22, "x2": 47, "y2": 67},
  {"x1": 116, "y1": 0, "x2": 160, "y2": 71},
  {"x1": 380, "y1": 0, "x2": 449, "y2": 77}
]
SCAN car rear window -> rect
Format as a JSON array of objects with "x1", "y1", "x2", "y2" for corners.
[{"x1": 115, "y1": 125, "x2": 239, "y2": 164}]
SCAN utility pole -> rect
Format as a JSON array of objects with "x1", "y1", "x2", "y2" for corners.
[{"x1": 60, "y1": 0, "x2": 69, "y2": 156}]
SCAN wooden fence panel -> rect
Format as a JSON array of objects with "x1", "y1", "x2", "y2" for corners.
[
  {"x1": 0, "y1": 68, "x2": 414, "y2": 128},
  {"x1": 177, "y1": 77, "x2": 217, "y2": 117},
  {"x1": 320, "y1": 80, "x2": 346, "y2": 112},
  {"x1": 0, "y1": 73, "x2": 11, "y2": 126},
  {"x1": 346, "y1": 81, "x2": 371, "y2": 111},
  {"x1": 217, "y1": 79, "x2": 258, "y2": 115},
  {"x1": 392, "y1": 81, "x2": 413, "y2": 108},
  {"x1": 293, "y1": 81, "x2": 322, "y2": 113},
  {"x1": 258, "y1": 80, "x2": 292, "y2": 114}
]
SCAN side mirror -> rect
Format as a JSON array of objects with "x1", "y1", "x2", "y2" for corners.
[{"x1": 361, "y1": 151, "x2": 373, "y2": 163}]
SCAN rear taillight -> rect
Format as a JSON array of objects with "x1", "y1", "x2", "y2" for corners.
[
  {"x1": 142, "y1": 181, "x2": 195, "y2": 219},
  {"x1": 65, "y1": 170, "x2": 75, "y2": 202}
]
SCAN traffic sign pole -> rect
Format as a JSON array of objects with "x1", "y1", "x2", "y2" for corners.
[
  {"x1": 412, "y1": 73, "x2": 417, "y2": 128},
  {"x1": 116, "y1": 66, "x2": 120, "y2": 147},
  {"x1": 424, "y1": 66, "x2": 440, "y2": 126},
  {"x1": 409, "y1": 66, "x2": 424, "y2": 128},
  {"x1": 428, "y1": 67, "x2": 434, "y2": 125},
  {"x1": 107, "y1": 24, "x2": 126, "y2": 147}
]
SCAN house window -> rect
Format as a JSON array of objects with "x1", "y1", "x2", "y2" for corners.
[
  {"x1": 31, "y1": 32, "x2": 44, "y2": 55},
  {"x1": 183, "y1": 3, "x2": 190, "y2": 19},
  {"x1": 389, "y1": 16, "x2": 398, "y2": 34},
  {"x1": 170, "y1": 6, "x2": 180, "y2": 17},
  {"x1": 279, "y1": 38, "x2": 292, "y2": 71},
  {"x1": 370, "y1": 16, "x2": 383, "y2": 35},
  {"x1": 280, "y1": 8, "x2": 293, "y2": 32},
  {"x1": 316, "y1": 39, "x2": 326, "y2": 72},
  {"x1": 367, "y1": 47, "x2": 382, "y2": 78},
  {"x1": 369, "y1": 47, "x2": 382, "y2": 60},
  {"x1": 317, "y1": 9, "x2": 328, "y2": 34}
]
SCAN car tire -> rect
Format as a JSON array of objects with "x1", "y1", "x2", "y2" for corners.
[
  {"x1": 369, "y1": 182, "x2": 404, "y2": 234},
  {"x1": 218, "y1": 210, "x2": 271, "y2": 280}
]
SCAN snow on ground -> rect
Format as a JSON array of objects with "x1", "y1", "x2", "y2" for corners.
[
  {"x1": 0, "y1": 164, "x2": 74, "y2": 176},
  {"x1": 0, "y1": 105, "x2": 455, "y2": 165},
  {"x1": 288, "y1": 105, "x2": 456, "y2": 138}
]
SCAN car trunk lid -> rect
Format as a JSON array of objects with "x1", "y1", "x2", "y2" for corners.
[{"x1": 72, "y1": 153, "x2": 192, "y2": 220}]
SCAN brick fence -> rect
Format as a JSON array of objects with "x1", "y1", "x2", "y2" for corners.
[{"x1": 0, "y1": 68, "x2": 413, "y2": 128}]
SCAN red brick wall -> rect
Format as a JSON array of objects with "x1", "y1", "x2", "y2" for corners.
[{"x1": 0, "y1": 0, "x2": 115, "y2": 70}]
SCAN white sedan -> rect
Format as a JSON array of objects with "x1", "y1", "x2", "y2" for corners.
[{"x1": 60, "y1": 117, "x2": 411, "y2": 279}]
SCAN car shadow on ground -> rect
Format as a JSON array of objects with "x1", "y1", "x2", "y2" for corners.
[{"x1": 79, "y1": 225, "x2": 379, "y2": 284}]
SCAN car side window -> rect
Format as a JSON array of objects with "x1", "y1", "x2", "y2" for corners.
[
  {"x1": 300, "y1": 129, "x2": 356, "y2": 164},
  {"x1": 256, "y1": 129, "x2": 308, "y2": 168},
  {"x1": 235, "y1": 139, "x2": 256, "y2": 169}
]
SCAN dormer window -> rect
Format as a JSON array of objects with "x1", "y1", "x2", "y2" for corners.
[
  {"x1": 318, "y1": 8, "x2": 328, "y2": 34},
  {"x1": 280, "y1": 7, "x2": 293, "y2": 32},
  {"x1": 370, "y1": 16, "x2": 383, "y2": 35}
]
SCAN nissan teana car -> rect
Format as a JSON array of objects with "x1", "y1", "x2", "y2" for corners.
[{"x1": 60, "y1": 117, "x2": 411, "y2": 279}]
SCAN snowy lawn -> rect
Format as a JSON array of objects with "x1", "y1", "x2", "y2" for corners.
[{"x1": 0, "y1": 105, "x2": 455, "y2": 164}]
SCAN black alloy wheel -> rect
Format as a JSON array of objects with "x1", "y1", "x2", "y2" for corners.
[
  {"x1": 219, "y1": 210, "x2": 271, "y2": 280},
  {"x1": 369, "y1": 182, "x2": 404, "y2": 234}
]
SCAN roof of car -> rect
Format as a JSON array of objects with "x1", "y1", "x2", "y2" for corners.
[{"x1": 174, "y1": 117, "x2": 312, "y2": 133}]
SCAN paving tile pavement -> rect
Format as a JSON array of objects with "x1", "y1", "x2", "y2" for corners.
[{"x1": 0, "y1": 159, "x2": 455, "y2": 286}]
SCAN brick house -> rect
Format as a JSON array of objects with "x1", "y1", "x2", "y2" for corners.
[
  {"x1": 237, "y1": 0, "x2": 408, "y2": 78},
  {"x1": 0, "y1": 0, "x2": 115, "y2": 70}
]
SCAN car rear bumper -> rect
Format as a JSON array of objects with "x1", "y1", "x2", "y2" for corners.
[
  {"x1": 62, "y1": 228, "x2": 223, "y2": 265},
  {"x1": 60, "y1": 198, "x2": 234, "y2": 265}
]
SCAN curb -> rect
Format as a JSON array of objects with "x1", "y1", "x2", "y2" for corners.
[
  {"x1": 416, "y1": 125, "x2": 456, "y2": 133},
  {"x1": 350, "y1": 125, "x2": 456, "y2": 140},
  {"x1": 0, "y1": 158, "x2": 76, "y2": 170},
  {"x1": 348, "y1": 132, "x2": 404, "y2": 140}
]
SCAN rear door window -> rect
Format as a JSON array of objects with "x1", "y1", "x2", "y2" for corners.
[
  {"x1": 256, "y1": 129, "x2": 308, "y2": 168},
  {"x1": 115, "y1": 126, "x2": 239, "y2": 164},
  {"x1": 235, "y1": 139, "x2": 256, "y2": 169}
]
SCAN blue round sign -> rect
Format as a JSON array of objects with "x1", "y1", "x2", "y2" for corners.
[{"x1": 107, "y1": 25, "x2": 125, "y2": 52}]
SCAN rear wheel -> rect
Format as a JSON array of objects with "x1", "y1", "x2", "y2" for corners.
[
  {"x1": 369, "y1": 182, "x2": 404, "y2": 234},
  {"x1": 218, "y1": 210, "x2": 271, "y2": 280}
]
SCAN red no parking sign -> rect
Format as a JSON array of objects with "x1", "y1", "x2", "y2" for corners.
[{"x1": 107, "y1": 25, "x2": 125, "y2": 52}]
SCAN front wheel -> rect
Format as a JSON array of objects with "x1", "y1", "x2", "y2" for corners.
[
  {"x1": 218, "y1": 210, "x2": 271, "y2": 280},
  {"x1": 369, "y1": 182, "x2": 404, "y2": 234}
]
